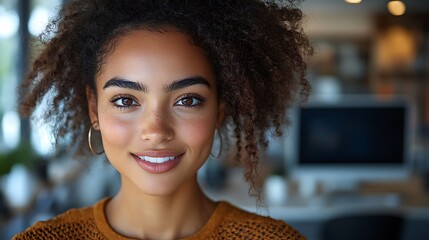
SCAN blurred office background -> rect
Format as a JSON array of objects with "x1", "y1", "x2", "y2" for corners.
[{"x1": 0, "y1": 0, "x2": 429, "y2": 239}]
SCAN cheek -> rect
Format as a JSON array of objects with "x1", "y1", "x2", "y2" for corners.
[
  {"x1": 178, "y1": 115, "x2": 217, "y2": 150},
  {"x1": 98, "y1": 112, "x2": 134, "y2": 153}
]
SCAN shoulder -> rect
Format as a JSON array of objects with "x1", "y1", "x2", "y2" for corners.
[
  {"x1": 214, "y1": 202, "x2": 306, "y2": 240},
  {"x1": 13, "y1": 199, "x2": 107, "y2": 240}
]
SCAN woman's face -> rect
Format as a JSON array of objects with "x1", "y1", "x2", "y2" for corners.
[{"x1": 88, "y1": 29, "x2": 224, "y2": 196}]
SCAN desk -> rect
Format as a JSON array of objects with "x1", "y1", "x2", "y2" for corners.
[{"x1": 202, "y1": 175, "x2": 429, "y2": 240}]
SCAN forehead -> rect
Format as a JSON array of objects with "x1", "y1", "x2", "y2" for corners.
[{"x1": 97, "y1": 29, "x2": 215, "y2": 84}]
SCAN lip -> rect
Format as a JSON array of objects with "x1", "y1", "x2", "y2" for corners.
[
  {"x1": 132, "y1": 151, "x2": 184, "y2": 174},
  {"x1": 134, "y1": 150, "x2": 182, "y2": 158}
]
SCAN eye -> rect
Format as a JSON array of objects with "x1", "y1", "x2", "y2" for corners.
[
  {"x1": 110, "y1": 95, "x2": 139, "y2": 109},
  {"x1": 175, "y1": 95, "x2": 205, "y2": 108}
]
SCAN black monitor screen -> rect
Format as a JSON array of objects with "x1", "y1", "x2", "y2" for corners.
[{"x1": 298, "y1": 106, "x2": 405, "y2": 165}]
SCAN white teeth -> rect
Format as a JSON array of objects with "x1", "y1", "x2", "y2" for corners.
[{"x1": 138, "y1": 156, "x2": 175, "y2": 164}]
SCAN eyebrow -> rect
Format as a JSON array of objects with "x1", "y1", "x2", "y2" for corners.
[
  {"x1": 103, "y1": 77, "x2": 147, "y2": 92},
  {"x1": 164, "y1": 76, "x2": 211, "y2": 93},
  {"x1": 102, "y1": 76, "x2": 211, "y2": 93}
]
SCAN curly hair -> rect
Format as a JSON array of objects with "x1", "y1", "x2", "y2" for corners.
[{"x1": 20, "y1": 0, "x2": 311, "y2": 197}]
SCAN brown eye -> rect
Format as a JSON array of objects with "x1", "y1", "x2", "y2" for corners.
[
  {"x1": 111, "y1": 96, "x2": 139, "y2": 109},
  {"x1": 121, "y1": 98, "x2": 134, "y2": 106},
  {"x1": 175, "y1": 95, "x2": 205, "y2": 108},
  {"x1": 181, "y1": 98, "x2": 194, "y2": 106}
]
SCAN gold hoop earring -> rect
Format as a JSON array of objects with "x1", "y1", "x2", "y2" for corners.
[
  {"x1": 210, "y1": 128, "x2": 223, "y2": 160},
  {"x1": 88, "y1": 121, "x2": 104, "y2": 155}
]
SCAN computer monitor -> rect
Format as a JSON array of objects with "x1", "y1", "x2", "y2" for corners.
[{"x1": 285, "y1": 96, "x2": 412, "y2": 195}]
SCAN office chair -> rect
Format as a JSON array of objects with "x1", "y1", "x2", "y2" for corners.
[{"x1": 322, "y1": 214, "x2": 404, "y2": 240}]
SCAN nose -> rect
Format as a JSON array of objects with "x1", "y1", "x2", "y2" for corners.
[{"x1": 140, "y1": 109, "x2": 174, "y2": 143}]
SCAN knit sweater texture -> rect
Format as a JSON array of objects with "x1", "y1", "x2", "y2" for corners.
[{"x1": 13, "y1": 198, "x2": 305, "y2": 239}]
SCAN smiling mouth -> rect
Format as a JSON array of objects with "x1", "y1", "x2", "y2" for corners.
[
  {"x1": 137, "y1": 156, "x2": 176, "y2": 164},
  {"x1": 133, "y1": 153, "x2": 183, "y2": 174}
]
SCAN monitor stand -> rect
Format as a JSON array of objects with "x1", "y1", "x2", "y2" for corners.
[
  {"x1": 297, "y1": 177, "x2": 403, "y2": 207},
  {"x1": 297, "y1": 176, "x2": 360, "y2": 198}
]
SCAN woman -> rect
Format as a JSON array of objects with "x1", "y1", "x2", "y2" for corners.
[{"x1": 14, "y1": 0, "x2": 311, "y2": 239}]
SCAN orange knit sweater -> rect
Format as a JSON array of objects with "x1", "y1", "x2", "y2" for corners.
[{"x1": 13, "y1": 198, "x2": 305, "y2": 239}]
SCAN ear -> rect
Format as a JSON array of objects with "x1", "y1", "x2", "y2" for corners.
[
  {"x1": 216, "y1": 101, "x2": 226, "y2": 128},
  {"x1": 86, "y1": 85, "x2": 98, "y2": 126}
]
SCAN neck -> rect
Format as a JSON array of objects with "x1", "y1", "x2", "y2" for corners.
[{"x1": 106, "y1": 176, "x2": 216, "y2": 239}]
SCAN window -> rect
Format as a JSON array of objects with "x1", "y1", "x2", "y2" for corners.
[
  {"x1": 0, "y1": 0, "x2": 20, "y2": 150},
  {"x1": 0, "y1": 0, "x2": 62, "y2": 154}
]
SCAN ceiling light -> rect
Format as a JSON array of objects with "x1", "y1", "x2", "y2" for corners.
[
  {"x1": 345, "y1": 0, "x2": 362, "y2": 3},
  {"x1": 387, "y1": 0, "x2": 406, "y2": 16}
]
